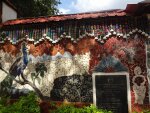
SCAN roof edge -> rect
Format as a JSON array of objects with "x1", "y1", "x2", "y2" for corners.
[{"x1": 2, "y1": 9, "x2": 127, "y2": 26}]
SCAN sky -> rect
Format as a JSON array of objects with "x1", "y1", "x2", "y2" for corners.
[{"x1": 58, "y1": 0, "x2": 144, "y2": 14}]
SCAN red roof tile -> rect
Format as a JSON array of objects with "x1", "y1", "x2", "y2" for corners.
[{"x1": 2, "y1": 9, "x2": 126, "y2": 26}]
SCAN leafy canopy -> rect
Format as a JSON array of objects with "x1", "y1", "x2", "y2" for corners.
[
  {"x1": 11, "y1": 0, "x2": 61, "y2": 17},
  {"x1": 0, "y1": 92, "x2": 40, "y2": 113}
]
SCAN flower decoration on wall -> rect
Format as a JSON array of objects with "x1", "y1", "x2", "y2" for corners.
[{"x1": 132, "y1": 66, "x2": 146, "y2": 105}]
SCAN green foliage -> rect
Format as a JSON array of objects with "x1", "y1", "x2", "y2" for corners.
[
  {"x1": 133, "y1": 110, "x2": 150, "y2": 113},
  {"x1": 11, "y1": 0, "x2": 61, "y2": 18},
  {"x1": 52, "y1": 104, "x2": 113, "y2": 113},
  {"x1": 0, "y1": 96, "x2": 9, "y2": 108},
  {"x1": 83, "y1": 104, "x2": 112, "y2": 113},
  {"x1": 0, "y1": 92, "x2": 40, "y2": 113},
  {"x1": 143, "y1": 110, "x2": 150, "y2": 113},
  {"x1": 50, "y1": 101, "x2": 57, "y2": 107}
]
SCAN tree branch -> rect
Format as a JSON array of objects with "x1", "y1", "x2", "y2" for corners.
[
  {"x1": 0, "y1": 68, "x2": 45, "y2": 100},
  {"x1": 20, "y1": 73, "x2": 45, "y2": 100},
  {"x1": 0, "y1": 68, "x2": 26, "y2": 85}
]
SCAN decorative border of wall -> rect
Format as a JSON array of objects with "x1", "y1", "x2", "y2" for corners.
[{"x1": 0, "y1": 28, "x2": 150, "y2": 45}]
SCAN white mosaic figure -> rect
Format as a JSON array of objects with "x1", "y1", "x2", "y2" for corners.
[{"x1": 132, "y1": 66, "x2": 146, "y2": 104}]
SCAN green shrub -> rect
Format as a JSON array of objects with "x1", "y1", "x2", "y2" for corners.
[
  {"x1": 143, "y1": 110, "x2": 150, "y2": 113},
  {"x1": 83, "y1": 104, "x2": 112, "y2": 113},
  {"x1": 0, "y1": 92, "x2": 40, "y2": 113},
  {"x1": 133, "y1": 110, "x2": 150, "y2": 113},
  {"x1": 52, "y1": 104, "x2": 112, "y2": 113}
]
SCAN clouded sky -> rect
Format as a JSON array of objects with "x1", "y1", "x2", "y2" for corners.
[{"x1": 58, "y1": 0, "x2": 144, "y2": 14}]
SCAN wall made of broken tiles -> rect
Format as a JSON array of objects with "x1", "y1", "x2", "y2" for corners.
[{"x1": 0, "y1": 33, "x2": 149, "y2": 111}]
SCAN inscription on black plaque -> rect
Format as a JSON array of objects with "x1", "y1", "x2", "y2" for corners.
[{"x1": 95, "y1": 75, "x2": 128, "y2": 113}]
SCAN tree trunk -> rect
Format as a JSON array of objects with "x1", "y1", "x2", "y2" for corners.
[
  {"x1": 27, "y1": 81, "x2": 45, "y2": 100},
  {"x1": 20, "y1": 73, "x2": 45, "y2": 100}
]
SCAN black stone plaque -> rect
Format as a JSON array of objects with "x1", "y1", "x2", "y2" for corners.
[{"x1": 95, "y1": 75, "x2": 128, "y2": 113}]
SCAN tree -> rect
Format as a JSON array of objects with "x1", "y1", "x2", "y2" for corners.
[{"x1": 11, "y1": 0, "x2": 61, "y2": 18}]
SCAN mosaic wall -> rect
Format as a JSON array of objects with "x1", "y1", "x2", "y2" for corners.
[
  {"x1": 0, "y1": 31, "x2": 149, "y2": 109},
  {"x1": 51, "y1": 74, "x2": 92, "y2": 102},
  {"x1": 0, "y1": 16, "x2": 149, "y2": 45}
]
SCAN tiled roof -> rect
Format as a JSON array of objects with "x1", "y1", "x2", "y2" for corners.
[
  {"x1": 125, "y1": 2, "x2": 150, "y2": 14},
  {"x1": 2, "y1": 9, "x2": 126, "y2": 26}
]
